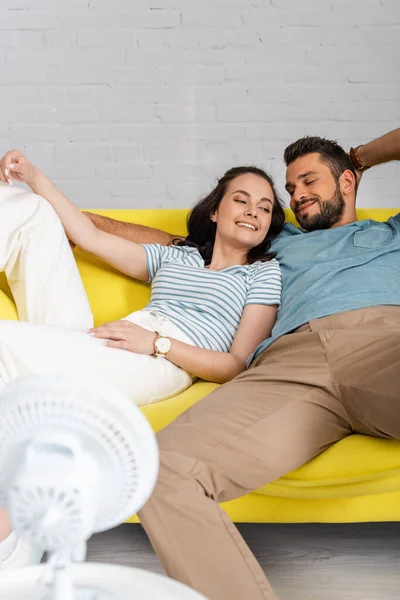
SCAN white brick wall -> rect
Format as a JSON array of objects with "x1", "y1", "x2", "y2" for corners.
[{"x1": 1, "y1": 0, "x2": 399, "y2": 208}]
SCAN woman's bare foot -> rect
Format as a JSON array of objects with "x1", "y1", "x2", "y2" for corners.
[
  {"x1": 0, "y1": 505, "x2": 44, "y2": 568},
  {"x1": 0, "y1": 506, "x2": 12, "y2": 542}
]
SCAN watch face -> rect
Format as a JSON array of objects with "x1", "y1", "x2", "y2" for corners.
[{"x1": 156, "y1": 337, "x2": 171, "y2": 354}]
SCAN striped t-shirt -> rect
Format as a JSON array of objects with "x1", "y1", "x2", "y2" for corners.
[{"x1": 142, "y1": 244, "x2": 282, "y2": 353}]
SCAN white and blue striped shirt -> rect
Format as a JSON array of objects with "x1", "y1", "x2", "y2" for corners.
[{"x1": 143, "y1": 244, "x2": 282, "y2": 353}]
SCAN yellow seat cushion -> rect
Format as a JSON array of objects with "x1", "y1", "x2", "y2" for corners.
[
  {"x1": 0, "y1": 276, "x2": 18, "y2": 320},
  {"x1": 2, "y1": 208, "x2": 400, "y2": 524}
]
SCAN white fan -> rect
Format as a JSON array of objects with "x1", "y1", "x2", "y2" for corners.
[{"x1": 0, "y1": 374, "x2": 206, "y2": 600}]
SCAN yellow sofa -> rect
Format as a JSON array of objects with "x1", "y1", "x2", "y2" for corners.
[{"x1": 1, "y1": 208, "x2": 400, "y2": 525}]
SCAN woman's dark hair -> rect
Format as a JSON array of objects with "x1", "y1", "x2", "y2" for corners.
[{"x1": 174, "y1": 166, "x2": 285, "y2": 265}]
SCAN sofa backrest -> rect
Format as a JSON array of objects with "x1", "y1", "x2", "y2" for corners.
[{"x1": 0, "y1": 208, "x2": 398, "y2": 325}]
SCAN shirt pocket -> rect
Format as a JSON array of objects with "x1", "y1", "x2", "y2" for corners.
[{"x1": 353, "y1": 225, "x2": 393, "y2": 249}]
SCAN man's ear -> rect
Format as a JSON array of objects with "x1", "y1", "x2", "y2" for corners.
[{"x1": 340, "y1": 169, "x2": 357, "y2": 198}]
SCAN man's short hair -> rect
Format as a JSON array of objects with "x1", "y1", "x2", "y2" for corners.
[{"x1": 284, "y1": 136, "x2": 358, "y2": 187}]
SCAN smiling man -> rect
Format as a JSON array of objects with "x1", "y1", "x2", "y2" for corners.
[
  {"x1": 49, "y1": 128, "x2": 400, "y2": 599},
  {"x1": 285, "y1": 139, "x2": 356, "y2": 230},
  {"x1": 244, "y1": 132, "x2": 400, "y2": 367}
]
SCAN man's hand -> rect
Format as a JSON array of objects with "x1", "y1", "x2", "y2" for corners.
[
  {"x1": 347, "y1": 149, "x2": 364, "y2": 186},
  {"x1": 0, "y1": 150, "x2": 39, "y2": 186},
  {"x1": 88, "y1": 320, "x2": 158, "y2": 355},
  {"x1": 350, "y1": 128, "x2": 400, "y2": 174},
  {"x1": 354, "y1": 167, "x2": 363, "y2": 186}
]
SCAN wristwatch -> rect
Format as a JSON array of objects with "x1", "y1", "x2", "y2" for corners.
[
  {"x1": 349, "y1": 145, "x2": 370, "y2": 171},
  {"x1": 153, "y1": 332, "x2": 171, "y2": 357}
]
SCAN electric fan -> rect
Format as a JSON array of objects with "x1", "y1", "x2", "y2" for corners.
[{"x1": 0, "y1": 374, "x2": 207, "y2": 599}]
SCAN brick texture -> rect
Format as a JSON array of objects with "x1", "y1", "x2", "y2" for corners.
[{"x1": 0, "y1": 0, "x2": 399, "y2": 208}]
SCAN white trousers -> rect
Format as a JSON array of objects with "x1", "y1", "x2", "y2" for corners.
[{"x1": 0, "y1": 185, "x2": 194, "y2": 406}]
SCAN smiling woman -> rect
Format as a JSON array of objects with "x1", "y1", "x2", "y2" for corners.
[
  {"x1": 176, "y1": 165, "x2": 285, "y2": 267},
  {"x1": 0, "y1": 153, "x2": 285, "y2": 410}
]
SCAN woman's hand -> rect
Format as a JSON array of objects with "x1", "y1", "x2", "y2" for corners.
[
  {"x1": 0, "y1": 150, "x2": 39, "y2": 186},
  {"x1": 88, "y1": 320, "x2": 157, "y2": 355}
]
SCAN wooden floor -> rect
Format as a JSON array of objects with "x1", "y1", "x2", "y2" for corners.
[{"x1": 87, "y1": 522, "x2": 400, "y2": 599}]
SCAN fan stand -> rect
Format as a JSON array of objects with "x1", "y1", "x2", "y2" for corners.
[{"x1": 0, "y1": 563, "x2": 207, "y2": 599}]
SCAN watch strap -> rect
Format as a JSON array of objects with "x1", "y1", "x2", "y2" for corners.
[{"x1": 349, "y1": 145, "x2": 370, "y2": 171}]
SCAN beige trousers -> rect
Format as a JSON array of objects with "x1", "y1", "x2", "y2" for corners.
[{"x1": 138, "y1": 306, "x2": 400, "y2": 600}]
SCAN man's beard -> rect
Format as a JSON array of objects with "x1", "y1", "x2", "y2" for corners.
[{"x1": 295, "y1": 183, "x2": 345, "y2": 231}]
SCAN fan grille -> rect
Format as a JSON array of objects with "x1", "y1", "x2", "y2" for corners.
[
  {"x1": 0, "y1": 376, "x2": 158, "y2": 532},
  {"x1": 10, "y1": 484, "x2": 84, "y2": 551}
]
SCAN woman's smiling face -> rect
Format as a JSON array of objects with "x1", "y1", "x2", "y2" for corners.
[{"x1": 212, "y1": 173, "x2": 274, "y2": 251}]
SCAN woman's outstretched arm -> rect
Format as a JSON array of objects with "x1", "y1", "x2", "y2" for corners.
[{"x1": 0, "y1": 150, "x2": 150, "y2": 281}]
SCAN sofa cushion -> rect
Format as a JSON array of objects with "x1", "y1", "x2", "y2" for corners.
[
  {"x1": 2, "y1": 207, "x2": 400, "y2": 524},
  {"x1": 0, "y1": 278, "x2": 18, "y2": 319}
]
